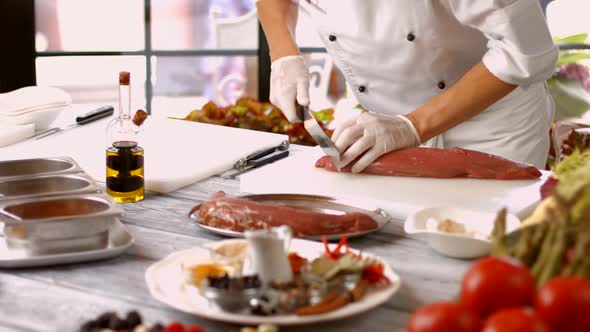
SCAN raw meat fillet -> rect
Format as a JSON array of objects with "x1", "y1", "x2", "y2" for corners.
[
  {"x1": 540, "y1": 177, "x2": 559, "y2": 199},
  {"x1": 190, "y1": 191, "x2": 379, "y2": 236},
  {"x1": 315, "y1": 147, "x2": 541, "y2": 180}
]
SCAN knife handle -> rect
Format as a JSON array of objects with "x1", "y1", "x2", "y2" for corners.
[
  {"x1": 76, "y1": 105, "x2": 114, "y2": 124},
  {"x1": 295, "y1": 102, "x2": 307, "y2": 122},
  {"x1": 248, "y1": 149, "x2": 289, "y2": 167}
]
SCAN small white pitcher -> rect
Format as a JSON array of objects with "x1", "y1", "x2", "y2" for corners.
[{"x1": 244, "y1": 226, "x2": 293, "y2": 285}]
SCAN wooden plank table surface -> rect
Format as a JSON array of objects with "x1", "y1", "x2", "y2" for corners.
[{"x1": 0, "y1": 144, "x2": 471, "y2": 332}]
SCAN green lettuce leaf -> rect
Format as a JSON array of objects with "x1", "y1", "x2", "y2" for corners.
[{"x1": 553, "y1": 33, "x2": 588, "y2": 44}]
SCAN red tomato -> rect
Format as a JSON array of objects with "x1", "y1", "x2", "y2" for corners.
[
  {"x1": 535, "y1": 277, "x2": 590, "y2": 332},
  {"x1": 185, "y1": 326, "x2": 205, "y2": 332},
  {"x1": 483, "y1": 307, "x2": 552, "y2": 332},
  {"x1": 407, "y1": 302, "x2": 482, "y2": 332},
  {"x1": 461, "y1": 256, "x2": 535, "y2": 317},
  {"x1": 164, "y1": 322, "x2": 185, "y2": 332}
]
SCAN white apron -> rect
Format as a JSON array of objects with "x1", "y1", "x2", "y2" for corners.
[{"x1": 300, "y1": 0, "x2": 558, "y2": 168}]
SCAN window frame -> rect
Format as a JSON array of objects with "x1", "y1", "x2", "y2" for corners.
[
  {"x1": 5, "y1": 0, "x2": 327, "y2": 113},
  {"x1": 0, "y1": 0, "x2": 36, "y2": 93}
]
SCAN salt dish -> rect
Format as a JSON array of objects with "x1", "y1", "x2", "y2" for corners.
[{"x1": 404, "y1": 207, "x2": 521, "y2": 259}]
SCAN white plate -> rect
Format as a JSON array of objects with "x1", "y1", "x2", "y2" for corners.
[
  {"x1": 404, "y1": 207, "x2": 521, "y2": 259},
  {"x1": 0, "y1": 218, "x2": 134, "y2": 268},
  {"x1": 145, "y1": 238, "x2": 401, "y2": 325}
]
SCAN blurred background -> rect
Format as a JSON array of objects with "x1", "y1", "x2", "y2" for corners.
[{"x1": 30, "y1": 0, "x2": 342, "y2": 117}]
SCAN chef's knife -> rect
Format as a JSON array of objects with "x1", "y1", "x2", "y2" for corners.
[
  {"x1": 297, "y1": 103, "x2": 341, "y2": 168},
  {"x1": 33, "y1": 105, "x2": 114, "y2": 140}
]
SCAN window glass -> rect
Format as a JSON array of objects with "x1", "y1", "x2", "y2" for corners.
[
  {"x1": 151, "y1": 0, "x2": 257, "y2": 50},
  {"x1": 547, "y1": 0, "x2": 590, "y2": 38},
  {"x1": 35, "y1": 0, "x2": 145, "y2": 52},
  {"x1": 151, "y1": 55, "x2": 258, "y2": 117},
  {"x1": 36, "y1": 56, "x2": 146, "y2": 108}
]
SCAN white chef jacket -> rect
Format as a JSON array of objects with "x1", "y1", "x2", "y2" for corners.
[{"x1": 299, "y1": 0, "x2": 559, "y2": 168}]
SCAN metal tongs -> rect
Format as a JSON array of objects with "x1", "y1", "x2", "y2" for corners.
[{"x1": 221, "y1": 140, "x2": 290, "y2": 179}]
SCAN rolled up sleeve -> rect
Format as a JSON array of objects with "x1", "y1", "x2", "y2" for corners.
[{"x1": 449, "y1": 0, "x2": 559, "y2": 86}]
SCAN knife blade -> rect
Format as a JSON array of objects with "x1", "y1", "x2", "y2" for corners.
[
  {"x1": 296, "y1": 103, "x2": 341, "y2": 168},
  {"x1": 33, "y1": 105, "x2": 114, "y2": 140}
]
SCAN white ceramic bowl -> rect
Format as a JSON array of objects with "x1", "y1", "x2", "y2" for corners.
[
  {"x1": 404, "y1": 207, "x2": 521, "y2": 259},
  {"x1": 0, "y1": 105, "x2": 68, "y2": 130}
]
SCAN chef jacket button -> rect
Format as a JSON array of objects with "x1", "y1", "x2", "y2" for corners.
[
  {"x1": 328, "y1": 35, "x2": 337, "y2": 42},
  {"x1": 407, "y1": 33, "x2": 416, "y2": 42},
  {"x1": 358, "y1": 85, "x2": 366, "y2": 93},
  {"x1": 437, "y1": 81, "x2": 446, "y2": 89}
]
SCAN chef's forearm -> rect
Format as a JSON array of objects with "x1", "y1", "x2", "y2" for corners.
[
  {"x1": 406, "y1": 62, "x2": 517, "y2": 142},
  {"x1": 257, "y1": 0, "x2": 300, "y2": 62}
]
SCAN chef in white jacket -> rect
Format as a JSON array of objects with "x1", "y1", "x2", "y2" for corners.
[{"x1": 257, "y1": 0, "x2": 559, "y2": 171}]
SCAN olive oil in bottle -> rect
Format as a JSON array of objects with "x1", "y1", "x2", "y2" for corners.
[
  {"x1": 106, "y1": 141, "x2": 144, "y2": 202},
  {"x1": 105, "y1": 72, "x2": 147, "y2": 203}
]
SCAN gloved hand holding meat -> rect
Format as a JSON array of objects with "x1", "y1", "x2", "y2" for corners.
[
  {"x1": 316, "y1": 147, "x2": 542, "y2": 180},
  {"x1": 331, "y1": 112, "x2": 421, "y2": 173}
]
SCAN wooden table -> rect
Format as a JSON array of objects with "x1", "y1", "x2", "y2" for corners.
[{"x1": 0, "y1": 145, "x2": 472, "y2": 332}]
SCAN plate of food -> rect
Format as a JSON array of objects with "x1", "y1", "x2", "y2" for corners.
[
  {"x1": 145, "y1": 236, "x2": 400, "y2": 326},
  {"x1": 187, "y1": 191, "x2": 391, "y2": 240}
]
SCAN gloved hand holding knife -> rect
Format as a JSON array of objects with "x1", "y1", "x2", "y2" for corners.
[
  {"x1": 270, "y1": 53, "x2": 342, "y2": 170},
  {"x1": 269, "y1": 54, "x2": 419, "y2": 173},
  {"x1": 270, "y1": 55, "x2": 310, "y2": 123}
]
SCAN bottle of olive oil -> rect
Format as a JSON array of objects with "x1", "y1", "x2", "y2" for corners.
[{"x1": 106, "y1": 72, "x2": 147, "y2": 203}]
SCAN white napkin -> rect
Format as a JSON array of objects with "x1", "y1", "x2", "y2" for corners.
[
  {"x1": 0, "y1": 86, "x2": 72, "y2": 116},
  {"x1": 0, "y1": 123, "x2": 35, "y2": 147}
]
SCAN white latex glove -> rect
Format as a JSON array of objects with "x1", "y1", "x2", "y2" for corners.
[
  {"x1": 270, "y1": 55, "x2": 310, "y2": 123},
  {"x1": 331, "y1": 112, "x2": 421, "y2": 173}
]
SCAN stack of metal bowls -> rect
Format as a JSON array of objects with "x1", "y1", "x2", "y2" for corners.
[{"x1": 0, "y1": 157, "x2": 123, "y2": 255}]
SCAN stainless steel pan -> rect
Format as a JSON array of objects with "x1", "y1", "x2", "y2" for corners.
[
  {"x1": 0, "y1": 157, "x2": 82, "y2": 180},
  {"x1": 0, "y1": 173, "x2": 100, "y2": 201}
]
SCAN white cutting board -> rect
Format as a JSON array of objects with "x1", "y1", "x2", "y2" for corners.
[
  {"x1": 0, "y1": 106, "x2": 288, "y2": 193},
  {"x1": 241, "y1": 146, "x2": 550, "y2": 220}
]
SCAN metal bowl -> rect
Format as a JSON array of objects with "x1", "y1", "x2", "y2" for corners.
[
  {"x1": 0, "y1": 157, "x2": 80, "y2": 180},
  {"x1": 201, "y1": 286, "x2": 261, "y2": 313},
  {"x1": 0, "y1": 174, "x2": 100, "y2": 201},
  {"x1": 0, "y1": 194, "x2": 123, "y2": 245}
]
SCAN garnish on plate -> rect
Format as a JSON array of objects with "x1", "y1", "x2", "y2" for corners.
[
  {"x1": 183, "y1": 232, "x2": 394, "y2": 317},
  {"x1": 184, "y1": 263, "x2": 232, "y2": 287}
]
